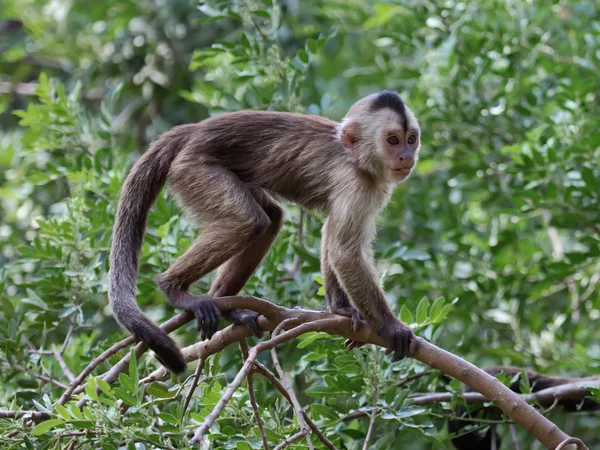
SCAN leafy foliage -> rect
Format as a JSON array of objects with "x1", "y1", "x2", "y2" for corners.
[{"x1": 0, "y1": 0, "x2": 599, "y2": 448}]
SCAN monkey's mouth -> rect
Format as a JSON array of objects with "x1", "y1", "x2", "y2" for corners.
[{"x1": 390, "y1": 168, "x2": 411, "y2": 175}]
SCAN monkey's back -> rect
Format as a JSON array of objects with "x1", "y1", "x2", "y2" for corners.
[{"x1": 169, "y1": 111, "x2": 357, "y2": 211}]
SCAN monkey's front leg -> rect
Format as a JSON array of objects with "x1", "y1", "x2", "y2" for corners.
[
  {"x1": 321, "y1": 244, "x2": 366, "y2": 350},
  {"x1": 326, "y1": 233, "x2": 416, "y2": 360}
]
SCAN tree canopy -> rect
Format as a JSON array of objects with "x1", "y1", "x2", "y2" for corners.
[{"x1": 0, "y1": 0, "x2": 599, "y2": 449}]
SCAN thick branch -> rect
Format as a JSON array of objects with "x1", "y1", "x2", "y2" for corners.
[{"x1": 64, "y1": 295, "x2": 586, "y2": 449}]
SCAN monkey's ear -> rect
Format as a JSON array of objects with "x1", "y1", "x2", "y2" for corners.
[{"x1": 340, "y1": 120, "x2": 359, "y2": 150}]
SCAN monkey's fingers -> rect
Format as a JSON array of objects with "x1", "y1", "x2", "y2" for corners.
[
  {"x1": 245, "y1": 317, "x2": 263, "y2": 337},
  {"x1": 384, "y1": 325, "x2": 416, "y2": 361},
  {"x1": 351, "y1": 309, "x2": 364, "y2": 332},
  {"x1": 226, "y1": 309, "x2": 263, "y2": 338}
]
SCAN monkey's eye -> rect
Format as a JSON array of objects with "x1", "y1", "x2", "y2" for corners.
[
  {"x1": 387, "y1": 136, "x2": 399, "y2": 145},
  {"x1": 407, "y1": 135, "x2": 417, "y2": 145}
]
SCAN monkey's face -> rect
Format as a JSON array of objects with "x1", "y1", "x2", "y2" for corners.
[
  {"x1": 379, "y1": 122, "x2": 420, "y2": 182},
  {"x1": 368, "y1": 108, "x2": 420, "y2": 183},
  {"x1": 341, "y1": 93, "x2": 421, "y2": 183}
]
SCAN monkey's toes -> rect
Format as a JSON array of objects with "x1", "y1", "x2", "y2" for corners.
[
  {"x1": 344, "y1": 339, "x2": 365, "y2": 350},
  {"x1": 192, "y1": 295, "x2": 221, "y2": 341},
  {"x1": 226, "y1": 309, "x2": 263, "y2": 337}
]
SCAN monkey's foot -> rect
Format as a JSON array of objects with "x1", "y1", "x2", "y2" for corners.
[
  {"x1": 187, "y1": 294, "x2": 221, "y2": 341},
  {"x1": 330, "y1": 305, "x2": 368, "y2": 350},
  {"x1": 380, "y1": 321, "x2": 417, "y2": 362},
  {"x1": 223, "y1": 309, "x2": 263, "y2": 338}
]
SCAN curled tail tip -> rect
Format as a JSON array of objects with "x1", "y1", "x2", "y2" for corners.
[
  {"x1": 156, "y1": 349, "x2": 187, "y2": 374},
  {"x1": 149, "y1": 333, "x2": 187, "y2": 374},
  {"x1": 133, "y1": 320, "x2": 187, "y2": 374}
]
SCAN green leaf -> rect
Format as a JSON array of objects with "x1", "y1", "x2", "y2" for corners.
[
  {"x1": 147, "y1": 382, "x2": 175, "y2": 399},
  {"x1": 119, "y1": 374, "x2": 135, "y2": 394},
  {"x1": 31, "y1": 419, "x2": 64, "y2": 436},
  {"x1": 70, "y1": 420, "x2": 95, "y2": 429},
  {"x1": 85, "y1": 377, "x2": 98, "y2": 400},
  {"x1": 54, "y1": 404, "x2": 71, "y2": 421},
  {"x1": 129, "y1": 349, "x2": 139, "y2": 387},
  {"x1": 114, "y1": 388, "x2": 137, "y2": 407},
  {"x1": 297, "y1": 332, "x2": 329, "y2": 348},
  {"x1": 416, "y1": 297, "x2": 429, "y2": 325},
  {"x1": 400, "y1": 305, "x2": 413, "y2": 325},
  {"x1": 23, "y1": 289, "x2": 48, "y2": 309},
  {"x1": 429, "y1": 297, "x2": 446, "y2": 323},
  {"x1": 436, "y1": 304, "x2": 454, "y2": 322},
  {"x1": 97, "y1": 378, "x2": 114, "y2": 398}
]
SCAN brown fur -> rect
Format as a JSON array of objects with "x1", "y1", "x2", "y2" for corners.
[{"x1": 108, "y1": 91, "x2": 421, "y2": 373}]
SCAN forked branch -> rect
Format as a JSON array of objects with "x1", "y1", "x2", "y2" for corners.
[{"x1": 60, "y1": 295, "x2": 588, "y2": 450}]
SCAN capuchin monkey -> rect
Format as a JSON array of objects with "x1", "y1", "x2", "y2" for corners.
[
  {"x1": 108, "y1": 91, "x2": 421, "y2": 374},
  {"x1": 450, "y1": 366, "x2": 600, "y2": 450}
]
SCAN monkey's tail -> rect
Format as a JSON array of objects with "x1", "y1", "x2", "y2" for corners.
[{"x1": 108, "y1": 128, "x2": 188, "y2": 374}]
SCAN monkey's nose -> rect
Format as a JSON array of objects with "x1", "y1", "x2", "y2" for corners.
[{"x1": 398, "y1": 155, "x2": 415, "y2": 169}]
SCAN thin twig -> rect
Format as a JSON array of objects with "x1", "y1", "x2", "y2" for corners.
[
  {"x1": 0, "y1": 411, "x2": 50, "y2": 421},
  {"x1": 270, "y1": 319, "x2": 313, "y2": 449},
  {"x1": 273, "y1": 430, "x2": 306, "y2": 450},
  {"x1": 1, "y1": 359, "x2": 67, "y2": 389},
  {"x1": 240, "y1": 0, "x2": 286, "y2": 81},
  {"x1": 491, "y1": 425, "x2": 497, "y2": 450},
  {"x1": 191, "y1": 318, "x2": 338, "y2": 445},
  {"x1": 252, "y1": 361, "x2": 337, "y2": 450},
  {"x1": 362, "y1": 385, "x2": 379, "y2": 450},
  {"x1": 52, "y1": 344, "x2": 75, "y2": 382},
  {"x1": 58, "y1": 335, "x2": 136, "y2": 405},
  {"x1": 396, "y1": 371, "x2": 433, "y2": 388},
  {"x1": 409, "y1": 377, "x2": 599, "y2": 407},
  {"x1": 70, "y1": 311, "x2": 196, "y2": 403},
  {"x1": 61, "y1": 320, "x2": 76, "y2": 353},
  {"x1": 509, "y1": 423, "x2": 521, "y2": 450},
  {"x1": 240, "y1": 339, "x2": 269, "y2": 450},
  {"x1": 182, "y1": 358, "x2": 205, "y2": 417}
]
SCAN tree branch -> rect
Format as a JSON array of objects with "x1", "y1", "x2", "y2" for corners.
[
  {"x1": 409, "y1": 378, "x2": 599, "y2": 407},
  {"x1": 0, "y1": 411, "x2": 50, "y2": 421},
  {"x1": 270, "y1": 319, "x2": 314, "y2": 449},
  {"x1": 273, "y1": 430, "x2": 306, "y2": 450},
  {"x1": 57, "y1": 295, "x2": 588, "y2": 449},
  {"x1": 362, "y1": 383, "x2": 379, "y2": 450},
  {"x1": 239, "y1": 339, "x2": 269, "y2": 450}
]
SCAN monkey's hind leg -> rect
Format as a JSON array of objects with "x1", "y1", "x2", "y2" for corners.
[
  {"x1": 157, "y1": 166, "x2": 272, "y2": 341},
  {"x1": 209, "y1": 189, "x2": 284, "y2": 336}
]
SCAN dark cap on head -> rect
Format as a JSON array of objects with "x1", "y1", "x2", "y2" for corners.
[{"x1": 370, "y1": 90, "x2": 408, "y2": 131}]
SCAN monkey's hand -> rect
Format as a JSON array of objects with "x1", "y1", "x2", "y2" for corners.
[
  {"x1": 222, "y1": 309, "x2": 263, "y2": 338},
  {"x1": 379, "y1": 320, "x2": 417, "y2": 361},
  {"x1": 330, "y1": 304, "x2": 366, "y2": 332}
]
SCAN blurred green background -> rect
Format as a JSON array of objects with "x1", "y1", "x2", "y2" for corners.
[{"x1": 0, "y1": 0, "x2": 599, "y2": 449}]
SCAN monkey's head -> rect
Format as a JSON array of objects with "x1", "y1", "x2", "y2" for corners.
[{"x1": 339, "y1": 91, "x2": 421, "y2": 183}]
